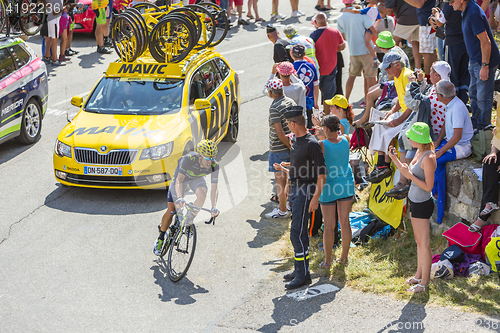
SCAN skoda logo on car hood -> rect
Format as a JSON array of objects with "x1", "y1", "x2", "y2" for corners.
[{"x1": 100, "y1": 146, "x2": 107, "y2": 152}]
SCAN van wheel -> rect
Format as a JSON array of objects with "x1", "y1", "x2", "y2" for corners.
[
  {"x1": 223, "y1": 103, "x2": 238, "y2": 143},
  {"x1": 16, "y1": 99, "x2": 42, "y2": 145}
]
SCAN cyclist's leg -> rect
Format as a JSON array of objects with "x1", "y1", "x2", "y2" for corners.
[{"x1": 154, "y1": 189, "x2": 176, "y2": 255}]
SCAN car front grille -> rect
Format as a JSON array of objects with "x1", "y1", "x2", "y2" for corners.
[
  {"x1": 74, "y1": 148, "x2": 138, "y2": 165},
  {"x1": 56, "y1": 172, "x2": 171, "y2": 187}
]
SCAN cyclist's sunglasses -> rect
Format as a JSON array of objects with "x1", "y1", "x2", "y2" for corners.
[{"x1": 203, "y1": 156, "x2": 214, "y2": 161}]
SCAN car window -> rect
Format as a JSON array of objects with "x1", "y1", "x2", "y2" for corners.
[
  {"x1": 189, "y1": 70, "x2": 206, "y2": 104},
  {"x1": 84, "y1": 77, "x2": 184, "y2": 115},
  {"x1": 0, "y1": 48, "x2": 16, "y2": 81},
  {"x1": 216, "y1": 58, "x2": 230, "y2": 79},
  {"x1": 198, "y1": 61, "x2": 222, "y2": 97},
  {"x1": 9, "y1": 44, "x2": 31, "y2": 68}
]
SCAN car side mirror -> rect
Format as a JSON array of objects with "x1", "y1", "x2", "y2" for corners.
[
  {"x1": 194, "y1": 98, "x2": 211, "y2": 110},
  {"x1": 71, "y1": 96, "x2": 84, "y2": 108}
]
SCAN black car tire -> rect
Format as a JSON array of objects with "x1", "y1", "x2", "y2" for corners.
[
  {"x1": 16, "y1": 98, "x2": 42, "y2": 145},
  {"x1": 223, "y1": 103, "x2": 238, "y2": 143}
]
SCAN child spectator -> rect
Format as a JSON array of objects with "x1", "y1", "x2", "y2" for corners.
[{"x1": 325, "y1": 95, "x2": 354, "y2": 135}]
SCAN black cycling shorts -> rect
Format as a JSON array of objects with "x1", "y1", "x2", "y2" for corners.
[
  {"x1": 409, "y1": 198, "x2": 434, "y2": 219},
  {"x1": 167, "y1": 178, "x2": 207, "y2": 203}
]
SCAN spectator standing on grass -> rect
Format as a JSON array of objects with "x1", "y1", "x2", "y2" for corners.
[
  {"x1": 379, "y1": 0, "x2": 422, "y2": 71},
  {"x1": 265, "y1": 79, "x2": 295, "y2": 219},
  {"x1": 433, "y1": 80, "x2": 474, "y2": 224},
  {"x1": 451, "y1": 0, "x2": 500, "y2": 130},
  {"x1": 267, "y1": 25, "x2": 293, "y2": 63},
  {"x1": 318, "y1": 115, "x2": 355, "y2": 268},
  {"x1": 469, "y1": 124, "x2": 500, "y2": 232},
  {"x1": 309, "y1": 12, "x2": 345, "y2": 114},
  {"x1": 388, "y1": 122, "x2": 436, "y2": 293},
  {"x1": 429, "y1": 4, "x2": 470, "y2": 104},
  {"x1": 291, "y1": 44, "x2": 319, "y2": 129},
  {"x1": 404, "y1": 0, "x2": 438, "y2": 78},
  {"x1": 337, "y1": 0, "x2": 378, "y2": 104},
  {"x1": 44, "y1": 0, "x2": 66, "y2": 66},
  {"x1": 278, "y1": 107, "x2": 326, "y2": 290},
  {"x1": 92, "y1": 0, "x2": 113, "y2": 54}
]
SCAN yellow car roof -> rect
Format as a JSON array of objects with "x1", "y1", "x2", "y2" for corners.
[{"x1": 105, "y1": 49, "x2": 222, "y2": 78}]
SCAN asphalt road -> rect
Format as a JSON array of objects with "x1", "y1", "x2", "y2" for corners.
[{"x1": 0, "y1": 0, "x2": 499, "y2": 332}]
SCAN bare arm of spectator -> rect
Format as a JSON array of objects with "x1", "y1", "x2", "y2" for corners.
[
  {"x1": 434, "y1": 124, "x2": 445, "y2": 148},
  {"x1": 313, "y1": 84, "x2": 320, "y2": 110},
  {"x1": 387, "y1": 107, "x2": 412, "y2": 127},
  {"x1": 369, "y1": 26, "x2": 378, "y2": 40},
  {"x1": 435, "y1": 127, "x2": 463, "y2": 159},
  {"x1": 480, "y1": 0, "x2": 490, "y2": 14},
  {"x1": 384, "y1": 99, "x2": 402, "y2": 119},
  {"x1": 404, "y1": 0, "x2": 426, "y2": 9},
  {"x1": 478, "y1": 31, "x2": 492, "y2": 81},
  {"x1": 274, "y1": 122, "x2": 292, "y2": 150},
  {"x1": 338, "y1": 42, "x2": 346, "y2": 52}
]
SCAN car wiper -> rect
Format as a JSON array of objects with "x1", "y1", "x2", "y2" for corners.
[{"x1": 85, "y1": 109, "x2": 101, "y2": 113}]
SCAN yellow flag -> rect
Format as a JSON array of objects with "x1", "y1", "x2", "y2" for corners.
[
  {"x1": 368, "y1": 152, "x2": 404, "y2": 229},
  {"x1": 485, "y1": 237, "x2": 500, "y2": 272}
]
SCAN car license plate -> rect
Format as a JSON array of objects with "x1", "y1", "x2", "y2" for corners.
[{"x1": 84, "y1": 166, "x2": 123, "y2": 176}]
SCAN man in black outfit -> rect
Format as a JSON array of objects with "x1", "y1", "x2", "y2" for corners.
[
  {"x1": 267, "y1": 24, "x2": 293, "y2": 63},
  {"x1": 281, "y1": 106, "x2": 326, "y2": 289}
]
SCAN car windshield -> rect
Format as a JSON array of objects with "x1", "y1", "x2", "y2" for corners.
[{"x1": 84, "y1": 77, "x2": 184, "y2": 115}]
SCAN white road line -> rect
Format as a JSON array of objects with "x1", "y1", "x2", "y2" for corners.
[{"x1": 220, "y1": 42, "x2": 269, "y2": 56}]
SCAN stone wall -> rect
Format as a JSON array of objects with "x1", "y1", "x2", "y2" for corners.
[{"x1": 444, "y1": 158, "x2": 500, "y2": 227}]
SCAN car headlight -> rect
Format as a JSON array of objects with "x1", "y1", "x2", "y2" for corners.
[
  {"x1": 75, "y1": 4, "x2": 89, "y2": 14},
  {"x1": 140, "y1": 142, "x2": 174, "y2": 160},
  {"x1": 55, "y1": 139, "x2": 72, "y2": 158}
]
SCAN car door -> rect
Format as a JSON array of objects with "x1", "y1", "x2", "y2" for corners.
[
  {"x1": 198, "y1": 61, "x2": 224, "y2": 140},
  {"x1": 187, "y1": 69, "x2": 210, "y2": 142},
  {"x1": 0, "y1": 47, "x2": 24, "y2": 142},
  {"x1": 214, "y1": 58, "x2": 231, "y2": 136}
]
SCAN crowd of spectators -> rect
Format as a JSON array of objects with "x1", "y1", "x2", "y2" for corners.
[{"x1": 262, "y1": 0, "x2": 500, "y2": 292}]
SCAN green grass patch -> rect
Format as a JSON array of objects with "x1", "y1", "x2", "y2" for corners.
[{"x1": 272, "y1": 186, "x2": 500, "y2": 316}]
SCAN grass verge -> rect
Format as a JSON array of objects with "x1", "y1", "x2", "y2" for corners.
[{"x1": 271, "y1": 186, "x2": 500, "y2": 317}]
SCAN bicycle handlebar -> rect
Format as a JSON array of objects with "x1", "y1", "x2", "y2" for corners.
[{"x1": 184, "y1": 202, "x2": 217, "y2": 225}]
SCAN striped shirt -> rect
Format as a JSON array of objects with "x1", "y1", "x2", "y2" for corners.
[{"x1": 269, "y1": 95, "x2": 295, "y2": 152}]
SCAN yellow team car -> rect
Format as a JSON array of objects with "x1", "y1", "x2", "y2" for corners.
[{"x1": 53, "y1": 49, "x2": 240, "y2": 189}]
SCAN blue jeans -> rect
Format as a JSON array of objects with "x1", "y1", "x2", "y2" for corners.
[
  {"x1": 437, "y1": 37, "x2": 445, "y2": 62},
  {"x1": 469, "y1": 62, "x2": 498, "y2": 129},
  {"x1": 219, "y1": 0, "x2": 229, "y2": 10},
  {"x1": 432, "y1": 140, "x2": 457, "y2": 224}
]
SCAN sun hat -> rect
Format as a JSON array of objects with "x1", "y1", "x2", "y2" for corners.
[
  {"x1": 380, "y1": 51, "x2": 402, "y2": 70},
  {"x1": 432, "y1": 61, "x2": 451, "y2": 81},
  {"x1": 406, "y1": 122, "x2": 432, "y2": 144},
  {"x1": 284, "y1": 106, "x2": 304, "y2": 119},
  {"x1": 376, "y1": 31, "x2": 396, "y2": 49},
  {"x1": 283, "y1": 24, "x2": 297, "y2": 38},
  {"x1": 342, "y1": 0, "x2": 355, "y2": 4},
  {"x1": 267, "y1": 78, "x2": 283, "y2": 90},
  {"x1": 325, "y1": 95, "x2": 349, "y2": 109},
  {"x1": 277, "y1": 61, "x2": 296, "y2": 76}
]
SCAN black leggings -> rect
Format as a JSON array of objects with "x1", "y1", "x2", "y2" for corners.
[{"x1": 480, "y1": 150, "x2": 500, "y2": 221}]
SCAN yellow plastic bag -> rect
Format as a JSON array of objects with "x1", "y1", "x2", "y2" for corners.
[{"x1": 484, "y1": 237, "x2": 500, "y2": 272}]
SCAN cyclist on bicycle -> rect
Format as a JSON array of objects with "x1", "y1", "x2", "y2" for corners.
[{"x1": 153, "y1": 139, "x2": 220, "y2": 255}]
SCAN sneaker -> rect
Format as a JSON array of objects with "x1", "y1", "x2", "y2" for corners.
[
  {"x1": 153, "y1": 238, "x2": 163, "y2": 256},
  {"x1": 297, "y1": 10, "x2": 305, "y2": 15},
  {"x1": 365, "y1": 166, "x2": 392, "y2": 183},
  {"x1": 103, "y1": 38, "x2": 113, "y2": 48},
  {"x1": 291, "y1": 10, "x2": 300, "y2": 17},
  {"x1": 68, "y1": 48, "x2": 79, "y2": 54},
  {"x1": 265, "y1": 207, "x2": 289, "y2": 218},
  {"x1": 42, "y1": 56, "x2": 51, "y2": 64},
  {"x1": 97, "y1": 46, "x2": 113, "y2": 54},
  {"x1": 50, "y1": 59, "x2": 66, "y2": 66},
  {"x1": 59, "y1": 55, "x2": 70, "y2": 61},
  {"x1": 271, "y1": 13, "x2": 287, "y2": 20},
  {"x1": 386, "y1": 182, "x2": 410, "y2": 198},
  {"x1": 238, "y1": 18, "x2": 249, "y2": 25},
  {"x1": 286, "y1": 201, "x2": 291, "y2": 213},
  {"x1": 64, "y1": 49, "x2": 74, "y2": 56}
]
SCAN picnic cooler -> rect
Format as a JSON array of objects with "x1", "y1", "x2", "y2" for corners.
[{"x1": 442, "y1": 222, "x2": 482, "y2": 255}]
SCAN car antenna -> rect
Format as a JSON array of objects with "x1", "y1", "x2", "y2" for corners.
[{"x1": 65, "y1": 86, "x2": 71, "y2": 123}]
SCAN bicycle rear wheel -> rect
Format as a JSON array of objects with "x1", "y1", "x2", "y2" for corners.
[
  {"x1": 149, "y1": 15, "x2": 196, "y2": 63},
  {"x1": 167, "y1": 223, "x2": 197, "y2": 282},
  {"x1": 111, "y1": 15, "x2": 140, "y2": 62},
  {"x1": 19, "y1": 0, "x2": 45, "y2": 36}
]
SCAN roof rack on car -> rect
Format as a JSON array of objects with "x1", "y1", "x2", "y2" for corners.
[{"x1": 110, "y1": 2, "x2": 229, "y2": 64}]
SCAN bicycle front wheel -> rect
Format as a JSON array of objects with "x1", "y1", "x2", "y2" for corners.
[{"x1": 167, "y1": 223, "x2": 197, "y2": 282}]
